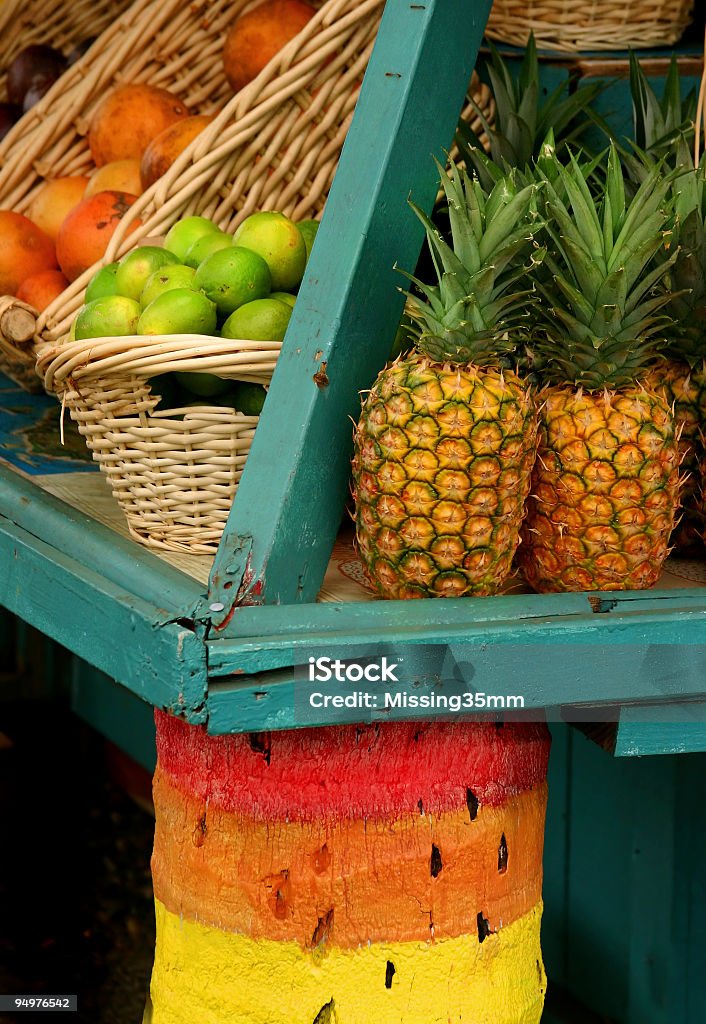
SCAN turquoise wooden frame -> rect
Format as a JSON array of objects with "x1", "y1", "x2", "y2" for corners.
[{"x1": 2, "y1": 0, "x2": 706, "y2": 749}]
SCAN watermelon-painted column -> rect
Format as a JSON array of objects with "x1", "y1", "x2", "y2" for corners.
[{"x1": 148, "y1": 712, "x2": 550, "y2": 1024}]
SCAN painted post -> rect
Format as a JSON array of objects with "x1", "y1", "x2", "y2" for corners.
[{"x1": 148, "y1": 713, "x2": 551, "y2": 1023}]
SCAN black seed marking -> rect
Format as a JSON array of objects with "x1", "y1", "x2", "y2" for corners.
[
  {"x1": 466, "y1": 788, "x2": 479, "y2": 821},
  {"x1": 311, "y1": 908, "x2": 334, "y2": 948},
  {"x1": 248, "y1": 731, "x2": 271, "y2": 764},
  {"x1": 385, "y1": 961, "x2": 396, "y2": 989},
  {"x1": 430, "y1": 844, "x2": 443, "y2": 877},
  {"x1": 312, "y1": 999, "x2": 335, "y2": 1024},
  {"x1": 417, "y1": 798, "x2": 424, "y2": 814},
  {"x1": 498, "y1": 832, "x2": 508, "y2": 873},
  {"x1": 477, "y1": 912, "x2": 491, "y2": 943}
]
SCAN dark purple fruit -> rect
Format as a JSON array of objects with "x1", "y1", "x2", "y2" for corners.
[
  {"x1": 66, "y1": 37, "x2": 96, "y2": 66},
  {"x1": 7, "y1": 45, "x2": 66, "y2": 106},
  {"x1": 0, "y1": 103, "x2": 22, "y2": 142},
  {"x1": 22, "y1": 78, "x2": 58, "y2": 112}
]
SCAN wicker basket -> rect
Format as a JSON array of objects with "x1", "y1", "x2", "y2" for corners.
[
  {"x1": 39, "y1": 336, "x2": 280, "y2": 553},
  {"x1": 0, "y1": 0, "x2": 493, "y2": 387},
  {"x1": 0, "y1": 0, "x2": 133, "y2": 103},
  {"x1": 31, "y1": 0, "x2": 493, "y2": 552},
  {"x1": 0, "y1": 0, "x2": 134, "y2": 390},
  {"x1": 486, "y1": 0, "x2": 694, "y2": 52}
]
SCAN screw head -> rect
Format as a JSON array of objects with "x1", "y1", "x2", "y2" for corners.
[{"x1": 209, "y1": 602, "x2": 225, "y2": 613}]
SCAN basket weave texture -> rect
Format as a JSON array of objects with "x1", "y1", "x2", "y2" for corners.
[
  {"x1": 39, "y1": 336, "x2": 280, "y2": 553},
  {"x1": 0, "y1": 0, "x2": 133, "y2": 390},
  {"x1": 486, "y1": 0, "x2": 694, "y2": 52},
  {"x1": 31, "y1": 0, "x2": 492, "y2": 552},
  {"x1": 0, "y1": 0, "x2": 493, "y2": 363},
  {"x1": 0, "y1": 0, "x2": 133, "y2": 103}
]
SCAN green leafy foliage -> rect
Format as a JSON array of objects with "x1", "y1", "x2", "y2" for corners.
[
  {"x1": 531, "y1": 145, "x2": 677, "y2": 389},
  {"x1": 456, "y1": 34, "x2": 604, "y2": 190},
  {"x1": 401, "y1": 158, "x2": 544, "y2": 367}
]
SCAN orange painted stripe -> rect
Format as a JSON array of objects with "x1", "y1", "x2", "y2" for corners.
[
  {"x1": 155, "y1": 713, "x2": 551, "y2": 820},
  {"x1": 152, "y1": 768, "x2": 547, "y2": 946}
]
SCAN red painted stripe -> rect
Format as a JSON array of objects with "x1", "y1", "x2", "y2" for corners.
[{"x1": 155, "y1": 714, "x2": 550, "y2": 821}]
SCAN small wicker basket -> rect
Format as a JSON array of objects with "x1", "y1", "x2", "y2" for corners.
[
  {"x1": 39, "y1": 336, "x2": 280, "y2": 553},
  {"x1": 31, "y1": 0, "x2": 493, "y2": 552},
  {"x1": 486, "y1": 0, "x2": 694, "y2": 53}
]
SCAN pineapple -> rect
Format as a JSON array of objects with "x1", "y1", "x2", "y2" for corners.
[
  {"x1": 629, "y1": 56, "x2": 706, "y2": 552},
  {"x1": 352, "y1": 161, "x2": 541, "y2": 599},
  {"x1": 518, "y1": 146, "x2": 681, "y2": 593}
]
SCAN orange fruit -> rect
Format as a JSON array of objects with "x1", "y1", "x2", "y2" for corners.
[
  {"x1": 0, "y1": 211, "x2": 57, "y2": 295},
  {"x1": 140, "y1": 115, "x2": 213, "y2": 189},
  {"x1": 88, "y1": 84, "x2": 190, "y2": 166},
  {"x1": 85, "y1": 159, "x2": 143, "y2": 199},
  {"x1": 16, "y1": 268, "x2": 69, "y2": 311},
  {"x1": 27, "y1": 176, "x2": 90, "y2": 241},
  {"x1": 56, "y1": 191, "x2": 141, "y2": 282},
  {"x1": 222, "y1": 0, "x2": 316, "y2": 94}
]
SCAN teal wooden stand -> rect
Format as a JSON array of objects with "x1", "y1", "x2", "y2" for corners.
[{"x1": 1, "y1": 4, "x2": 705, "y2": 1021}]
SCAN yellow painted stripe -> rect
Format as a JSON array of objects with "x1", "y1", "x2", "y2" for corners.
[{"x1": 150, "y1": 899, "x2": 546, "y2": 1024}]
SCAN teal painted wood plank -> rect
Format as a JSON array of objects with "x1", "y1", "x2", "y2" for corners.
[
  {"x1": 71, "y1": 659, "x2": 157, "y2": 772},
  {"x1": 209, "y1": 591, "x2": 594, "y2": 647},
  {"x1": 203, "y1": 641, "x2": 706, "y2": 735},
  {"x1": 0, "y1": 518, "x2": 207, "y2": 719},
  {"x1": 614, "y1": 705, "x2": 706, "y2": 756},
  {"x1": 678, "y1": 757, "x2": 706, "y2": 1024},
  {"x1": 541, "y1": 724, "x2": 572, "y2": 989},
  {"x1": 564, "y1": 732, "x2": 633, "y2": 1021},
  {"x1": 0, "y1": 464, "x2": 205, "y2": 615},
  {"x1": 208, "y1": 0, "x2": 493, "y2": 618},
  {"x1": 207, "y1": 600, "x2": 706, "y2": 677}
]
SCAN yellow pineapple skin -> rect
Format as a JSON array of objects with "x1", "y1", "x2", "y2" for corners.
[
  {"x1": 518, "y1": 386, "x2": 680, "y2": 593},
  {"x1": 352, "y1": 357, "x2": 537, "y2": 599},
  {"x1": 647, "y1": 360, "x2": 706, "y2": 554}
]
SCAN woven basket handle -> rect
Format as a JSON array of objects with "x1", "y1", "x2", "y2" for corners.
[{"x1": 0, "y1": 296, "x2": 38, "y2": 356}]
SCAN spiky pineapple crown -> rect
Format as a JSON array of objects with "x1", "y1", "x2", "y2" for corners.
[
  {"x1": 401, "y1": 158, "x2": 543, "y2": 367},
  {"x1": 456, "y1": 33, "x2": 604, "y2": 193},
  {"x1": 626, "y1": 56, "x2": 706, "y2": 365},
  {"x1": 532, "y1": 144, "x2": 677, "y2": 389}
]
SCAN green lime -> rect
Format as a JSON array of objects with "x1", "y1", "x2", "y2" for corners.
[
  {"x1": 218, "y1": 382, "x2": 267, "y2": 415},
  {"x1": 232, "y1": 211, "x2": 306, "y2": 291},
  {"x1": 193, "y1": 246, "x2": 271, "y2": 317},
  {"x1": 74, "y1": 295, "x2": 141, "y2": 340},
  {"x1": 137, "y1": 288, "x2": 218, "y2": 336},
  {"x1": 140, "y1": 264, "x2": 196, "y2": 308},
  {"x1": 184, "y1": 231, "x2": 233, "y2": 269},
  {"x1": 164, "y1": 216, "x2": 221, "y2": 262},
  {"x1": 175, "y1": 371, "x2": 232, "y2": 398},
  {"x1": 85, "y1": 263, "x2": 120, "y2": 303},
  {"x1": 297, "y1": 219, "x2": 319, "y2": 260},
  {"x1": 115, "y1": 247, "x2": 180, "y2": 301},
  {"x1": 221, "y1": 297, "x2": 292, "y2": 342},
  {"x1": 271, "y1": 291, "x2": 296, "y2": 308}
]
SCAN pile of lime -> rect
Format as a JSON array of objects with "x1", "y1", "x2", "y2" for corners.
[{"x1": 71, "y1": 210, "x2": 319, "y2": 412}]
